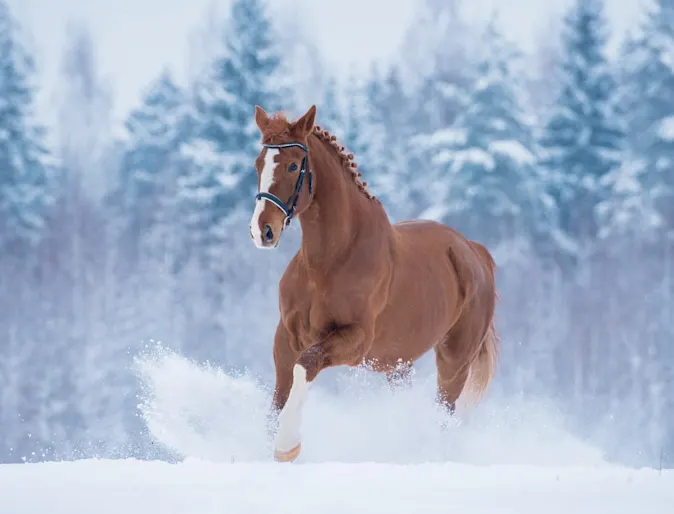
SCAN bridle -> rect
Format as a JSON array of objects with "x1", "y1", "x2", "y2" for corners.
[{"x1": 254, "y1": 142, "x2": 313, "y2": 229}]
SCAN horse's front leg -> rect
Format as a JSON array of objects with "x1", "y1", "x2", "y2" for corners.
[
  {"x1": 268, "y1": 323, "x2": 299, "y2": 437},
  {"x1": 273, "y1": 323, "x2": 373, "y2": 462}
]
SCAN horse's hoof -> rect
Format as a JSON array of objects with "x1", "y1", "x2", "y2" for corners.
[{"x1": 274, "y1": 443, "x2": 301, "y2": 463}]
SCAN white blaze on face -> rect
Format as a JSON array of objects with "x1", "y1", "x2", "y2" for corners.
[
  {"x1": 275, "y1": 364, "x2": 309, "y2": 454},
  {"x1": 250, "y1": 148, "x2": 279, "y2": 248}
]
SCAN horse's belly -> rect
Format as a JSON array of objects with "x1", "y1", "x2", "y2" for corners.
[{"x1": 367, "y1": 252, "x2": 460, "y2": 365}]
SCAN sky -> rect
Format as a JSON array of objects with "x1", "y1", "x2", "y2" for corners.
[{"x1": 7, "y1": 0, "x2": 643, "y2": 128}]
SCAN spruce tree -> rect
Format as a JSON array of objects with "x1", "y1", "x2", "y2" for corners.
[
  {"x1": 420, "y1": 19, "x2": 555, "y2": 251},
  {"x1": 365, "y1": 64, "x2": 417, "y2": 221},
  {"x1": 318, "y1": 76, "x2": 346, "y2": 136},
  {"x1": 401, "y1": 0, "x2": 476, "y2": 223},
  {"x1": 180, "y1": 0, "x2": 287, "y2": 241},
  {"x1": 608, "y1": 0, "x2": 674, "y2": 236},
  {"x1": 0, "y1": 1, "x2": 53, "y2": 251},
  {"x1": 607, "y1": 0, "x2": 674, "y2": 462},
  {"x1": 174, "y1": 0, "x2": 290, "y2": 363},
  {"x1": 343, "y1": 76, "x2": 377, "y2": 167},
  {"x1": 115, "y1": 68, "x2": 191, "y2": 262},
  {"x1": 399, "y1": 0, "x2": 475, "y2": 134},
  {"x1": 538, "y1": 0, "x2": 624, "y2": 262}
]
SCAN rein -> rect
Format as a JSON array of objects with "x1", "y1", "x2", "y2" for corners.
[{"x1": 255, "y1": 142, "x2": 313, "y2": 228}]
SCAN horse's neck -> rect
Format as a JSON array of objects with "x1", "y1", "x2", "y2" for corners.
[{"x1": 298, "y1": 136, "x2": 372, "y2": 269}]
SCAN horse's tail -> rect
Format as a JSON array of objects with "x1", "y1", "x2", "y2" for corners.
[
  {"x1": 464, "y1": 320, "x2": 499, "y2": 405},
  {"x1": 463, "y1": 241, "x2": 499, "y2": 406}
]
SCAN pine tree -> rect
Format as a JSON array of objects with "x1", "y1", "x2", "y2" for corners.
[
  {"x1": 419, "y1": 19, "x2": 556, "y2": 253},
  {"x1": 607, "y1": 0, "x2": 674, "y2": 237},
  {"x1": 365, "y1": 64, "x2": 417, "y2": 221},
  {"x1": 0, "y1": 1, "x2": 54, "y2": 252},
  {"x1": 399, "y1": 0, "x2": 476, "y2": 223},
  {"x1": 180, "y1": 0, "x2": 287, "y2": 244},
  {"x1": 114, "y1": 68, "x2": 192, "y2": 263},
  {"x1": 604, "y1": 0, "x2": 674, "y2": 461},
  {"x1": 318, "y1": 76, "x2": 346, "y2": 136},
  {"x1": 398, "y1": 0, "x2": 476, "y2": 131},
  {"x1": 173, "y1": 0, "x2": 290, "y2": 363},
  {"x1": 538, "y1": 0, "x2": 625, "y2": 263},
  {"x1": 342, "y1": 76, "x2": 377, "y2": 166}
]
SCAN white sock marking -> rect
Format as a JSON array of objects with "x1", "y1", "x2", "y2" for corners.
[
  {"x1": 275, "y1": 364, "x2": 309, "y2": 453},
  {"x1": 250, "y1": 148, "x2": 279, "y2": 248}
]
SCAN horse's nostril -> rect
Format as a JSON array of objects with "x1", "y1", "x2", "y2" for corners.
[{"x1": 263, "y1": 224, "x2": 274, "y2": 242}]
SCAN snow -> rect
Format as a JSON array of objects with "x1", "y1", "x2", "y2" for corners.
[
  {"x1": 3, "y1": 337, "x2": 674, "y2": 514},
  {"x1": 489, "y1": 139, "x2": 536, "y2": 164},
  {"x1": 0, "y1": 458, "x2": 671, "y2": 514},
  {"x1": 419, "y1": 203, "x2": 449, "y2": 222},
  {"x1": 451, "y1": 147, "x2": 496, "y2": 171},
  {"x1": 657, "y1": 115, "x2": 674, "y2": 141},
  {"x1": 427, "y1": 127, "x2": 467, "y2": 147},
  {"x1": 3, "y1": 340, "x2": 674, "y2": 510},
  {"x1": 0, "y1": 346, "x2": 673, "y2": 513},
  {"x1": 135, "y1": 347, "x2": 614, "y2": 464}
]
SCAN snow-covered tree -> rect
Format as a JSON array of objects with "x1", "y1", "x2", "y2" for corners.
[
  {"x1": 596, "y1": 0, "x2": 674, "y2": 462},
  {"x1": 398, "y1": 0, "x2": 476, "y2": 114},
  {"x1": 418, "y1": 18, "x2": 556, "y2": 254},
  {"x1": 317, "y1": 76, "x2": 346, "y2": 136},
  {"x1": 603, "y1": 0, "x2": 674, "y2": 238},
  {"x1": 55, "y1": 21, "x2": 113, "y2": 201},
  {"x1": 396, "y1": 0, "x2": 478, "y2": 224},
  {"x1": 271, "y1": 0, "x2": 326, "y2": 110},
  {"x1": 180, "y1": 0, "x2": 288, "y2": 243},
  {"x1": 403, "y1": 0, "x2": 476, "y2": 134},
  {"x1": 0, "y1": 1, "x2": 54, "y2": 252},
  {"x1": 170, "y1": 0, "x2": 293, "y2": 365},
  {"x1": 113, "y1": 68, "x2": 192, "y2": 264},
  {"x1": 342, "y1": 76, "x2": 380, "y2": 168},
  {"x1": 538, "y1": 0, "x2": 625, "y2": 264},
  {"x1": 527, "y1": 9, "x2": 565, "y2": 116},
  {"x1": 364, "y1": 64, "x2": 417, "y2": 221}
]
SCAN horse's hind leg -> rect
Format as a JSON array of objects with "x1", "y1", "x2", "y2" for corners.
[
  {"x1": 434, "y1": 337, "x2": 470, "y2": 415},
  {"x1": 434, "y1": 309, "x2": 490, "y2": 414},
  {"x1": 435, "y1": 312, "x2": 486, "y2": 414}
]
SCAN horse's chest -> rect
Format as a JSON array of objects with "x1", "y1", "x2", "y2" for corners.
[{"x1": 285, "y1": 284, "x2": 341, "y2": 347}]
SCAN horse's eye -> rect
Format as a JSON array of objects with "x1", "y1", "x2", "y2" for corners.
[{"x1": 288, "y1": 162, "x2": 298, "y2": 172}]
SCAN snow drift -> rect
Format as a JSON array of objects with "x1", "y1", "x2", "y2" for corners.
[
  {"x1": 1, "y1": 345, "x2": 671, "y2": 514},
  {"x1": 134, "y1": 345, "x2": 610, "y2": 466}
]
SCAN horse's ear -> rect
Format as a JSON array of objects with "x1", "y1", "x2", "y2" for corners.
[
  {"x1": 254, "y1": 105, "x2": 270, "y2": 132},
  {"x1": 291, "y1": 104, "x2": 316, "y2": 137}
]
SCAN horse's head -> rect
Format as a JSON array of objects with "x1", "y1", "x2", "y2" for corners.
[{"x1": 249, "y1": 104, "x2": 316, "y2": 249}]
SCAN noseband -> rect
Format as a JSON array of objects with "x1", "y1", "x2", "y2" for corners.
[{"x1": 255, "y1": 142, "x2": 313, "y2": 228}]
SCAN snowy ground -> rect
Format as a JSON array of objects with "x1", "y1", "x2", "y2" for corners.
[
  {"x1": 0, "y1": 458, "x2": 671, "y2": 514},
  {"x1": 1, "y1": 348, "x2": 672, "y2": 513}
]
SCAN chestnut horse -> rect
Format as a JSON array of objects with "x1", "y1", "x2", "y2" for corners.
[{"x1": 249, "y1": 104, "x2": 499, "y2": 463}]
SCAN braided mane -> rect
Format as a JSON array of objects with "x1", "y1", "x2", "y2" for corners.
[
  {"x1": 312, "y1": 125, "x2": 378, "y2": 202},
  {"x1": 259, "y1": 110, "x2": 378, "y2": 202}
]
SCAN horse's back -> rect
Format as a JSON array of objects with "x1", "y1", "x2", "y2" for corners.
[{"x1": 393, "y1": 219, "x2": 494, "y2": 282}]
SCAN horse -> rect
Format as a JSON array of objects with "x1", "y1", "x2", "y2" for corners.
[{"x1": 248, "y1": 104, "x2": 499, "y2": 463}]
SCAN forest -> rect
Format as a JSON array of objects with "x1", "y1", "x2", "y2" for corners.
[{"x1": 0, "y1": 0, "x2": 672, "y2": 467}]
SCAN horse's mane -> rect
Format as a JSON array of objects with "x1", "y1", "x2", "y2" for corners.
[
  {"x1": 311, "y1": 125, "x2": 378, "y2": 202},
  {"x1": 261, "y1": 111, "x2": 378, "y2": 203},
  {"x1": 262, "y1": 112, "x2": 292, "y2": 142}
]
